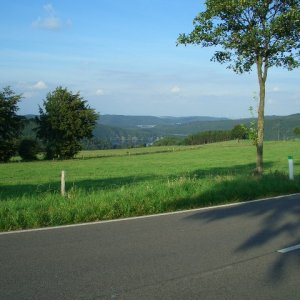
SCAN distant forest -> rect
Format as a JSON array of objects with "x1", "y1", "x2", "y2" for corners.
[{"x1": 22, "y1": 113, "x2": 300, "y2": 149}]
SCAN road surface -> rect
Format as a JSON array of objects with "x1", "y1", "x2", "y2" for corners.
[{"x1": 1, "y1": 194, "x2": 300, "y2": 299}]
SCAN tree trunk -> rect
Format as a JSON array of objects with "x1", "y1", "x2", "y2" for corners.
[{"x1": 256, "y1": 57, "x2": 267, "y2": 175}]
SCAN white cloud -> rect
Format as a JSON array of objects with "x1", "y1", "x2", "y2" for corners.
[
  {"x1": 96, "y1": 89, "x2": 105, "y2": 96},
  {"x1": 170, "y1": 85, "x2": 181, "y2": 94},
  {"x1": 32, "y1": 81, "x2": 47, "y2": 90},
  {"x1": 32, "y1": 3, "x2": 71, "y2": 31}
]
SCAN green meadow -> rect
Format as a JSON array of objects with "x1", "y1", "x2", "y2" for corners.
[{"x1": 1, "y1": 141, "x2": 299, "y2": 231}]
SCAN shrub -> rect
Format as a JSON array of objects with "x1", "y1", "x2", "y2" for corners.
[{"x1": 18, "y1": 139, "x2": 39, "y2": 161}]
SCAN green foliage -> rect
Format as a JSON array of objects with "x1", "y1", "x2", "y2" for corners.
[
  {"x1": 36, "y1": 87, "x2": 98, "y2": 159},
  {"x1": 177, "y1": 0, "x2": 300, "y2": 73},
  {"x1": 18, "y1": 139, "x2": 40, "y2": 161},
  {"x1": 0, "y1": 86, "x2": 23, "y2": 162},
  {"x1": 231, "y1": 124, "x2": 248, "y2": 141},
  {"x1": 184, "y1": 130, "x2": 232, "y2": 145},
  {"x1": 154, "y1": 136, "x2": 183, "y2": 146},
  {"x1": 294, "y1": 127, "x2": 300, "y2": 135}
]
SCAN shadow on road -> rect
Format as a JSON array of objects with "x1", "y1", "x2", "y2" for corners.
[{"x1": 184, "y1": 193, "x2": 300, "y2": 282}]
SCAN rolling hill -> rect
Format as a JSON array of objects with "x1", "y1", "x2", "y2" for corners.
[
  {"x1": 23, "y1": 113, "x2": 300, "y2": 148},
  {"x1": 97, "y1": 113, "x2": 300, "y2": 141}
]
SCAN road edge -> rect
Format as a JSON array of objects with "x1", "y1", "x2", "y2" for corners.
[{"x1": 1, "y1": 193, "x2": 299, "y2": 236}]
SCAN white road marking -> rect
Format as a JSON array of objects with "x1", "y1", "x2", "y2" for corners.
[{"x1": 278, "y1": 244, "x2": 300, "y2": 254}]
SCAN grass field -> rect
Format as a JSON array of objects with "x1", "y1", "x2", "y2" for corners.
[{"x1": 1, "y1": 140, "x2": 299, "y2": 231}]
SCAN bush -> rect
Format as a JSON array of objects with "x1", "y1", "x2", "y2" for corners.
[
  {"x1": 18, "y1": 139, "x2": 39, "y2": 161},
  {"x1": 0, "y1": 140, "x2": 18, "y2": 162}
]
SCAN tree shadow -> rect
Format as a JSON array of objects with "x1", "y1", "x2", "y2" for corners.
[
  {"x1": 183, "y1": 188, "x2": 300, "y2": 283},
  {"x1": 0, "y1": 160, "x2": 288, "y2": 204},
  {"x1": 0, "y1": 161, "x2": 266, "y2": 201},
  {"x1": 160, "y1": 162, "x2": 299, "y2": 212},
  {"x1": 1, "y1": 159, "x2": 300, "y2": 282},
  {"x1": 0, "y1": 175, "x2": 156, "y2": 201},
  {"x1": 166, "y1": 161, "x2": 274, "y2": 183}
]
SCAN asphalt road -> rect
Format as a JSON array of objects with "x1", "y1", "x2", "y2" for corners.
[{"x1": 1, "y1": 194, "x2": 300, "y2": 299}]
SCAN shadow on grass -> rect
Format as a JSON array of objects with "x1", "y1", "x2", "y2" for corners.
[
  {"x1": 0, "y1": 175, "x2": 156, "y2": 201},
  {"x1": 183, "y1": 181, "x2": 300, "y2": 284},
  {"x1": 169, "y1": 171, "x2": 300, "y2": 210},
  {"x1": 0, "y1": 161, "x2": 268, "y2": 201},
  {"x1": 0, "y1": 160, "x2": 284, "y2": 202}
]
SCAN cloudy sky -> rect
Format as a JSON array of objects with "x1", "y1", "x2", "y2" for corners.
[{"x1": 1, "y1": 0, "x2": 299, "y2": 118}]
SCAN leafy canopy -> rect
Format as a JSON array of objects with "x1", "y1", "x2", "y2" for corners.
[
  {"x1": 0, "y1": 86, "x2": 23, "y2": 162},
  {"x1": 178, "y1": 0, "x2": 300, "y2": 74},
  {"x1": 37, "y1": 87, "x2": 99, "y2": 159},
  {"x1": 231, "y1": 124, "x2": 248, "y2": 141}
]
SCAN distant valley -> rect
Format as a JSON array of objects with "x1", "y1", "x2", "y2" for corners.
[
  {"x1": 23, "y1": 113, "x2": 300, "y2": 149},
  {"x1": 96, "y1": 113, "x2": 299, "y2": 144}
]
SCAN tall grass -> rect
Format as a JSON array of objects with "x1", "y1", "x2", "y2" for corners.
[{"x1": 1, "y1": 141, "x2": 299, "y2": 231}]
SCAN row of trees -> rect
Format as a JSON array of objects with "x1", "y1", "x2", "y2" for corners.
[
  {"x1": 155, "y1": 124, "x2": 249, "y2": 146},
  {"x1": 0, "y1": 86, "x2": 98, "y2": 162},
  {"x1": 184, "y1": 130, "x2": 232, "y2": 145},
  {"x1": 185, "y1": 124, "x2": 249, "y2": 145}
]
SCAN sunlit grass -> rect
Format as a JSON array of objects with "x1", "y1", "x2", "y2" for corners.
[{"x1": 1, "y1": 140, "x2": 299, "y2": 231}]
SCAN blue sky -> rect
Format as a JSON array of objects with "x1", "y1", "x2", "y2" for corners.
[{"x1": 1, "y1": 0, "x2": 299, "y2": 118}]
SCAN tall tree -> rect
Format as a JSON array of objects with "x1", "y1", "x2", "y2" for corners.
[
  {"x1": 178, "y1": 0, "x2": 300, "y2": 174},
  {"x1": 0, "y1": 86, "x2": 23, "y2": 162},
  {"x1": 36, "y1": 87, "x2": 99, "y2": 159}
]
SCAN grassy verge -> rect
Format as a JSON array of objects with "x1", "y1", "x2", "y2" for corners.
[{"x1": 1, "y1": 141, "x2": 299, "y2": 231}]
